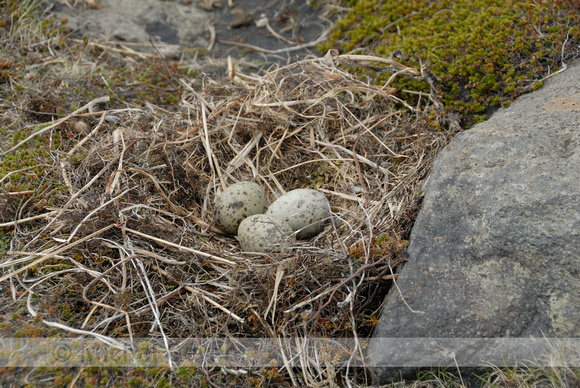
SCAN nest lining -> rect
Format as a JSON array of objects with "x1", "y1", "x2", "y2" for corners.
[{"x1": 1, "y1": 51, "x2": 454, "y2": 380}]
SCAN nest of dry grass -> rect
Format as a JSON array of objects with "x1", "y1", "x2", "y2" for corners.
[{"x1": 2, "y1": 46, "x2": 455, "y2": 383}]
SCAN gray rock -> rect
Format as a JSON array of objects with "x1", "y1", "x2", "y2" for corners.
[
  {"x1": 49, "y1": 0, "x2": 331, "y2": 62},
  {"x1": 369, "y1": 60, "x2": 580, "y2": 384},
  {"x1": 51, "y1": 0, "x2": 208, "y2": 50}
]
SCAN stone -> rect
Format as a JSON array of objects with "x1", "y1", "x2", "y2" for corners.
[
  {"x1": 49, "y1": 0, "x2": 331, "y2": 62},
  {"x1": 369, "y1": 59, "x2": 580, "y2": 385},
  {"x1": 52, "y1": 0, "x2": 208, "y2": 49}
]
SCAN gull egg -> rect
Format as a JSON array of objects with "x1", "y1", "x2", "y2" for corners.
[
  {"x1": 214, "y1": 182, "x2": 266, "y2": 234},
  {"x1": 266, "y1": 188, "x2": 330, "y2": 239},
  {"x1": 238, "y1": 214, "x2": 295, "y2": 253}
]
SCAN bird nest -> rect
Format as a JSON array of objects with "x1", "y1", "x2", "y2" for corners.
[{"x1": 2, "y1": 51, "x2": 453, "y2": 383}]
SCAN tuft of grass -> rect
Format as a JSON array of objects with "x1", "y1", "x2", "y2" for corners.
[
  {"x1": 321, "y1": 0, "x2": 580, "y2": 127},
  {"x1": 482, "y1": 339, "x2": 580, "y2": 388}
]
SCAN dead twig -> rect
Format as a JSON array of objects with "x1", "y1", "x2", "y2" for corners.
[
  {"x1": 0, "y1": 223, "x2": 117, "y2": 283},
  {"x1": 2, "y1": 96, "x2": 110, "y2": 155},
  {"x1": 321, "y1": 255, "x2": 392, "y2": 310},
  {"x1": 0, "y1": 211, "x2": 58, "y2": 228},
  {"x1": 220, "y1": 28, "x2": 330, "y2": 55},
  {"x1": 122, "y1": 227, "x2": 239, "y2": 267}
]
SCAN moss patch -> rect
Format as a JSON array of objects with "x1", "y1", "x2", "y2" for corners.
[{"x1": 322, "y1": 0, "x2": 580, "y2": 127}]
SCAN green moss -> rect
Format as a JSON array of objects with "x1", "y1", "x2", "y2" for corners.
[
  {"x1": 322, "y1": 0, "x2": 580, "y2": 127},
  {"x1": 0, "y1": 126, "x2": 67, "y2": 207},
  {"x1": 0, "y1": 229, "x2": 10, "y2": 257}
]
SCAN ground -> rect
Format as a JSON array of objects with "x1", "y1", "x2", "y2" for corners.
[{"x1": 1, "y1": 0, "x2": 579, "y2": 387}]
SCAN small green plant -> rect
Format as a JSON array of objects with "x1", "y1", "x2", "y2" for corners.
[
  {"x1": 0, "y1": 230, "x2": 10, "y2": 257},
  {"x1": 349, "y1": 233, "x2": 408, "y2": 262},
  {"x1": 322, "y1": 0, "x2": 580, "y2": 127}
]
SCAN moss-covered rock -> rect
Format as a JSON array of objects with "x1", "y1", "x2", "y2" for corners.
[{"x1": 322, "y1": 0, "x2": 580, "y2": 127}]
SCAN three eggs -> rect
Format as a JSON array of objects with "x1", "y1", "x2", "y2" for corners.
[{"x1": 214, "y1": 182, "x2": 330, "y2": 253}]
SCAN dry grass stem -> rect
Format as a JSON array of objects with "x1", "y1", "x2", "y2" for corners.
[
  {"x1": 220, "y1": 28, "x2": 331, "y2": 55},
  {"x1": 2, "y1": 96, "x2": 110, "y2": 155},
  {"x1": 0, "y1": 224, "x2": 116, "y2": 283},
  {"x1": 2, "y1": 39, "x2": 455, "y2": 383}
]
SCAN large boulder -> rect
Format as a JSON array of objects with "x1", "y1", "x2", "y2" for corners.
[{"x1": 369, "y1": 59, "x2": 580, "y2": 384}]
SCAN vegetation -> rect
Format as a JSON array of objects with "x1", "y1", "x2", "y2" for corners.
[
  {"x1": 321, "y1": 0, "x2": 580, "y2": 126},
  {"x1": 0, "y1": 0, "x2": 579, "y2": 387}
]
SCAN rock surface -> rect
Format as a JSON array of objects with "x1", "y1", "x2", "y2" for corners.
[
  {"x1": 49, "y1": 0, "x2": 330, "y2": 62},
  {"x1": 369, "y1": 59, "x2": 580, "y2": 384}
]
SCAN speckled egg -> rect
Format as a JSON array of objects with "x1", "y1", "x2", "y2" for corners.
[
  {"x1": 214, "y1": 182, "x2": 266, "y2": 234},
  {"x1": 237, "y1": 214, "x2": 296, "y2": 253},
  {"x1": 266, "y1": 188, "x2": 330, "y2": 239}
]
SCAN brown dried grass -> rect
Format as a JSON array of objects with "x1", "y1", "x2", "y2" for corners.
[{"x1": 1, "y1": 14, "x2": 456, "y2": 382}]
